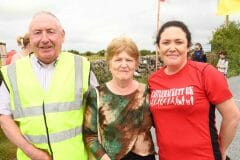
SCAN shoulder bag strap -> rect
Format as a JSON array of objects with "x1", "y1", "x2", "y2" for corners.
[{"x1": 95, "y1": 87, "x2": 101, "y2": 144}]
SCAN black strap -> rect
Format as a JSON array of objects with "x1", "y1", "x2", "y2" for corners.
[
  {"x1": 42, "y1": 102, "x2": 54, "y2": 159},
  {"x1": 0, "y1": 70, "x2": 3, "y2": 86},
  {"x1": 0, "y1": 70, "x2": 10, "y2": 92},
  {"x1": 121, "y1": 152, "x2": 155, "y2": 160}
]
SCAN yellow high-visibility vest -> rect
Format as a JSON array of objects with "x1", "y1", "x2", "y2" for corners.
[{"x1": 1, "y1": 52, "x2": 90, "y2": 160}]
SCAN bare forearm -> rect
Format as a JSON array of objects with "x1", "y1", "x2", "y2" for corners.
[
  {"x1": 216, "y1": 99, "x2": 240, "y2": 159},
  {"x1": 219, "y1": 116, "x2": 239, "y2": 157},
  {"x1": 219, "y1": 114, "x2": 239, "y2": 160},
  {"x1": 0, "y1": 115, "x2": 33, "y2": 150},
  {"x1": 0, "y1": 115, "x2": 51, "y2": 160}
]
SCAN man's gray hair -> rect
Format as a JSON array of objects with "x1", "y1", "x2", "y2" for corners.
[{"x1": 30, "y1": 11, "x2": 63, "y2": 30}]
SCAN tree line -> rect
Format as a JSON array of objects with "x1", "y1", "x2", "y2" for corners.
[{"x1": 68, "y1": 20, "x2": 240, "y2": 78}]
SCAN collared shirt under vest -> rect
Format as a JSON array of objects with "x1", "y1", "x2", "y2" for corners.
[{"x1": 1, "y1": 52, "x2": 90, "y2": 160}]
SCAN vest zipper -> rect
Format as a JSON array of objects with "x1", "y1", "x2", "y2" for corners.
[{"x1": 42, "y1": 101, "x2": 54, "y2": 159}]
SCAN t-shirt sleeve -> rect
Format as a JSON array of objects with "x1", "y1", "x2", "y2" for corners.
[
  {"x1": 203, "y1": 65, "x2": 232, "y2": 104},
  {"x1": 0, "y1": 81, "x2": 12, "y2": 116},
  {"x1": 0, "y1": 70, "x2": 12, "y2": 116}
]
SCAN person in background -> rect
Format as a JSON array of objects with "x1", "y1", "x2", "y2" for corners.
[
  {"x1": 217, "y1": 51, "x2": 228, "y2": 77},
  {"x1": 148, "y1": 20, "x2": 240, "y2": 160},
  {"x1": 0, "y1": 11, "x2": 98, "y2": 160},
  {"x1": 192, "y1": 42, "x2": 207, "y2": 62},
  {"x1": 10, "y1": 33, "x2": 32, "y2": 64},
  {"x1": 5, "y1": 50, "x2": 16, "y2": 65},
  {"x1": 83, "y1": 36, "x2": 155, "y2": 160}
]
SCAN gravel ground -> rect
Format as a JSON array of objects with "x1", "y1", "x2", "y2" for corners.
[{"x1": 151, "y1": 75, "x2": 240, "y2": 160}]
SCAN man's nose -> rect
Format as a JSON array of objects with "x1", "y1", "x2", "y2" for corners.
[{"x1": 41, "y1": 32, "x2": 50, "y2": 42}]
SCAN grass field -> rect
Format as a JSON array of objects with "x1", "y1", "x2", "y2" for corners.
[{"x1": 0, "y1": 129, "x2": 16, "y2": 160}]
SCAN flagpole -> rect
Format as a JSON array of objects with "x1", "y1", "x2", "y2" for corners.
[
  {"x1": 225, "y1": 15, "x2": 229, "y2": 27},
  {"x1": 155, "y1": 0, "x2": 161, "y2": 70}
]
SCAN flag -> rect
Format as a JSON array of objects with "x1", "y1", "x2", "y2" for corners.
[{"x1": 217, "y1": 0, "x2": 240, "y2": 15}]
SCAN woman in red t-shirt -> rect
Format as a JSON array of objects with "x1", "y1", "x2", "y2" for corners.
[{"x1": 148, "y1": 20, "x2": 239, "y2": 160}]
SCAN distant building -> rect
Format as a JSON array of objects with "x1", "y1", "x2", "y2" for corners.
[{"x1": 0, "y1": 42, "x2": 7, "y2": 66}]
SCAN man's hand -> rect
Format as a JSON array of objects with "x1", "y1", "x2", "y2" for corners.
[{"x1": 25, "y1": 147, "x2": 52, "y2": 160}]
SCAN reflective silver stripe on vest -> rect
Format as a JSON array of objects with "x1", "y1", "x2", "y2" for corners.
[
  {"x1": 24, "y1": 125, "x2": 82, "y2": 144},
  {"x1": 7, "y1": 55, "x2": 84, "y2": 118},
  {"x1": 7, "y1": 64, "x2": 24, "y2": 118}
]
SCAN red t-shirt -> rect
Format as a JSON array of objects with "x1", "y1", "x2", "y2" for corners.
[
  {"x1": 5, "y1": 50, "x2": 16, "y2": 65},
  {"x1": 148, "y1": 60, "x2": 232, "y2": 160}
]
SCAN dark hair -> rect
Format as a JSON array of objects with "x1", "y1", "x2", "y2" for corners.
[
  {"x1": 194, "y1": 42, "x2": 204, "y2": 55},
  {"x1": 155, "y1": 20, "x2": 192, "y2": 48},
  {"x1": 195, "y1": 42, "x2": 203, "y2": 52},
  {"x1": 218, "y1": 50, "x2": 227, "y2": 55}
]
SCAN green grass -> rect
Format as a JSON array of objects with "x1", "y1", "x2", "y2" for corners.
[{"x1": 0, "y1": 129, "x2": 16, "y2": 160}]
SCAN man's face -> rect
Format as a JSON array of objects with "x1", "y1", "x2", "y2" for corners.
[{"x1": 29, "y1": 14, "x2": 65, "y2": 64}]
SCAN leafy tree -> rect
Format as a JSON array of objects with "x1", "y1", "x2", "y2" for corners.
[
  {"x1": 210, "y1": 21, "x2": 240, "y2": 76},
  {"x1": 140, "y1": 49, "x2": 152, "y2": 56},
  {"x1": 151, "y1": 51, "x2": 156, "y2": 55},
  {"x1": 97, "y1": 50, "x2": 105, "y2": 56},
  {"x1": 67, "y1": 49, "x2": 80, "y2": 55},
  {"x1": 84, "y1": 51, "x2": 95, "y2": 56}
]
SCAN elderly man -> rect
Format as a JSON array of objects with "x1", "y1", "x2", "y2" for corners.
[{"x1": 0, "y1": 11, "x2": 98, "y2": 160}]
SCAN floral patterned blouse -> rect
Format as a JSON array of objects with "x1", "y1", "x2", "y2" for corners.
[{"x1": 83, "y1": 83, "x2": 155, "y2": 160}]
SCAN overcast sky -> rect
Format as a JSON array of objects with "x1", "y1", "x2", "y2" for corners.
[{"x1": 0, "y1": 0, "x2": 239, "y2": 53}]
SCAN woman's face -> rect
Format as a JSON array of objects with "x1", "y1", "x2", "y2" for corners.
[
  {"x1": 109, "y1": 51, "x2": 137, "y2": 81},
  {"x1": 158, "y1": 26, "x2": 189, "y2": 70}
]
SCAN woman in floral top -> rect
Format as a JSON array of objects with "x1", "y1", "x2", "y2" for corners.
[{"x1": 83, "y1": 36, "x2": 155, "y2": 160}]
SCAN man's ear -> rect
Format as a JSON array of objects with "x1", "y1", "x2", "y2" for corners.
[{"x1": 62, "y1": 29, "x2": 65, "y2": 42}]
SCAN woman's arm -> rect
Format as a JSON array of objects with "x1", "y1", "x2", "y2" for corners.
[
  {"x1": 83, "y1": 87, "x2": 108, "y2": 160},
  {"x1": 216, "y1": 98, "x2": 240, "y2": 160}
]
